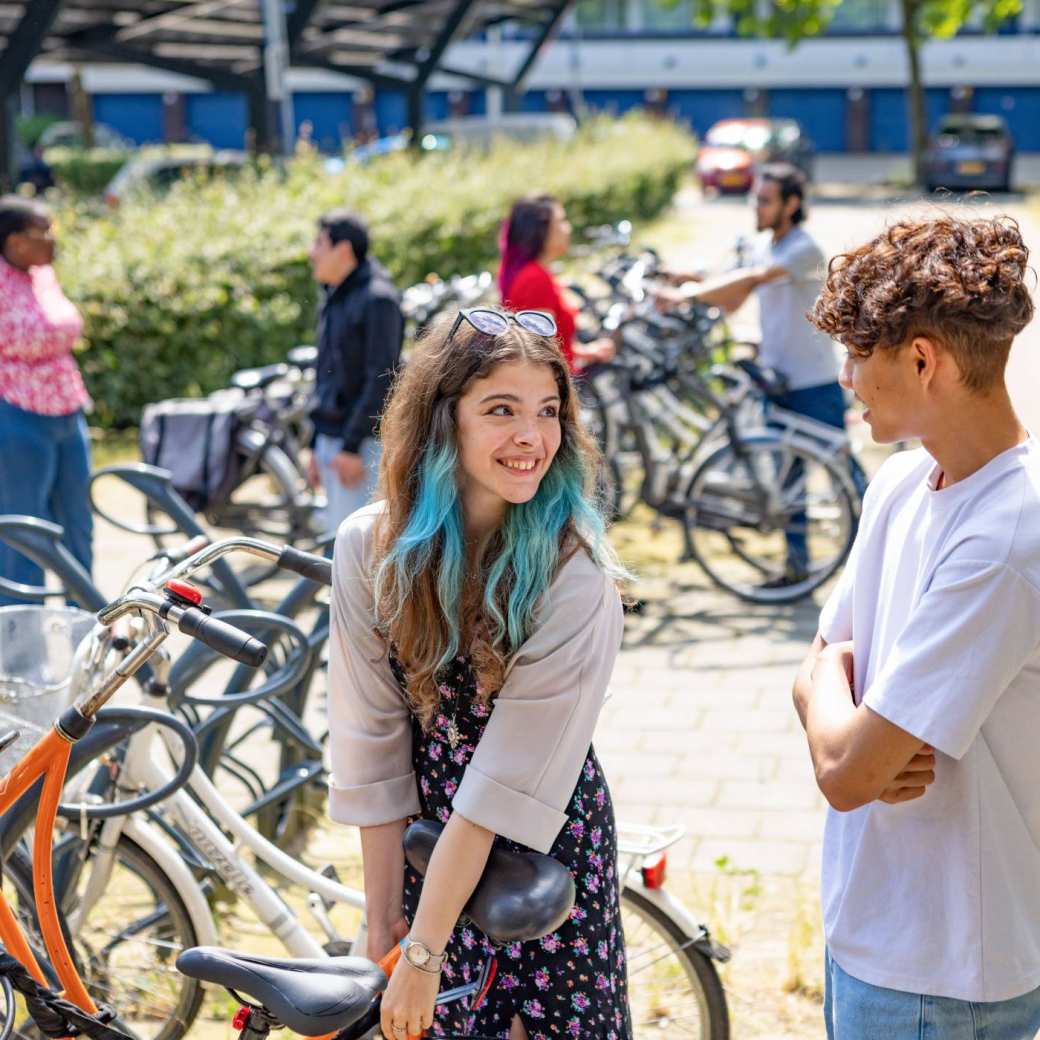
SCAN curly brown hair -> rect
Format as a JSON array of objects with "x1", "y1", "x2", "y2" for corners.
[{"x1": 809, "y1": 215, "x2": 1034, "y2": 392}]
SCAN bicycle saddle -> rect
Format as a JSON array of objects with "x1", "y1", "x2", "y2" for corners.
[
  {"x1": 403, "y1": 819, "x2": 576, "y2": 944},
  {"x1": 230, "y1": 363, "x2": 290, "y2": 392},
  {"x1": 175, "y1": 948, "x2": 385, "y2": 1034},
  {"x1": 287, "y1": 345, "x2": 318, "y2": 370}
]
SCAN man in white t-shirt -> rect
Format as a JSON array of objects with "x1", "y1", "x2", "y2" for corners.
[{"x1": 793, "y1": 214, "x2": 1040, "y2": 1038}]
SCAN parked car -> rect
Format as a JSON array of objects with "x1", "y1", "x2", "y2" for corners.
[
  {"x1": 39, "y1": 121, "x2": 133, "y2": 151},
  {"x1": 427, "y1": 112, "x2": 577, "y2": 146},
  {"x1": 696, "y1": 117, "x2": 814, "y2": 194},
  {"x1": 924, "y1": 113, "x2": 1014, "y2": 194},
  {"x1": 350, "y1": 131, "x2": 452, "y2": 163},
  {"x1": 103, "y1": 149, "x2": 248, "y2": 207},
  {"x1": 352, "y1": 113, "x2": 577, "y2": 163}
]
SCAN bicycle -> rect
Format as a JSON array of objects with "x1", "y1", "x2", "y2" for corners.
[
  {"x1": 0, "y1": 499, "x2": 330, "y2": 847},
  {"x1": 0, "y1": 538, "x2": 296, "y2": 1040},
  {"x1": 176, "y1": 818, "x2": 731, "y2": 1040},
  {"x1": 582, "y1": 305, "x2": 860, "y2": 603},
  {"x1": 0, "y1": 534, "x2": 731, "y2": 1040}
]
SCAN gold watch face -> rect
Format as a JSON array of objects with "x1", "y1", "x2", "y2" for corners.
[{"x1": 408, "y1": 942, "x2": 430, "y2": 965}]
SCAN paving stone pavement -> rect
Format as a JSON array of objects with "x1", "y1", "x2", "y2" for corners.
[{"x1": 595, "y1": 575, "x2": 826, "y2": 880}]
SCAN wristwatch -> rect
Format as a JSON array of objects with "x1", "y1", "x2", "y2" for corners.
[{"x1": 401, "y1": 937, "x2": 446, "y2": 973}]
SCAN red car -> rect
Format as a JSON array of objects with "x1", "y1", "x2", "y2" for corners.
[{"x1": 697, "y1": 118, "x2": 814, "y2": 194}]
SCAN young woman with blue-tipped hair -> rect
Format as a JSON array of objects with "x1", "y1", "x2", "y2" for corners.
[{"x1": 327, "y1": 308, "x2": 632, "y2": 1040}]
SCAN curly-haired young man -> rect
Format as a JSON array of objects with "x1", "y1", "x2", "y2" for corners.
[{"x1": 792, "y1": 215, "x2": 1040, "y2": 1038}]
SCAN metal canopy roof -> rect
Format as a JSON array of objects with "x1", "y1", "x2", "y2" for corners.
[
  {"x1": 2, "y1": 0, "x2": 571, "y2": 98},
  {"x1": 0, "y1": 0, "x2": 572, "y2": 179}
]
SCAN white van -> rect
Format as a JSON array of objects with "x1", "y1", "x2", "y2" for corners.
[{"x1": 425, "y1": 113, "x2": 577, "y2": 147}]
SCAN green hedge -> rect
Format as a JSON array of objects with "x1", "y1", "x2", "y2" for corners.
[
  {"x1": 46, "y1": 148, "x2": 129, "y2": 195},
  {"x1": 56, "y1": 115, "x2": 696, "y2": 428}
]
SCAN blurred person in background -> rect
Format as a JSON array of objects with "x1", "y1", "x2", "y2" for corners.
[
  {"x1": 0, "y1": 195, "x2": 92, "y2": 604},
  {"x1": 499, "y1": 194, "x2": 616, "y2": 372},
  {"x1": 663, "y1": 163, "x2": 865, "y2": 585},
  {"x1": 308, "y1": 209, "x2": 404, "y2": 535}
]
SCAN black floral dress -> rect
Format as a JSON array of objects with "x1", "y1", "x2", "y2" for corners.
[{"x1": 393, "y1": 654, "x2": 632, "y2": 1040}]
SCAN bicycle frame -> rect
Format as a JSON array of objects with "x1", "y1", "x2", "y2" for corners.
[
  {"x1": 0, "y1": 606, "x2": 187, "y2": 1017},
  {"x1": 0, "y1": 536, "x2": 329, "y2": 1035},
  {"x1": 62, "y1": 649, "x2": 368, "y2": 962}
]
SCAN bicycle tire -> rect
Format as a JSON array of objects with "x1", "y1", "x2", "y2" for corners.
[
  {"x1": 5, "y1": 836, "x2": 204, "y2": 1040},
  {"x1": 621, "y1": 886, "x2": 729, "y2": 1040},
  {"x1": 683, "y1": 436, "x2": 857, "y2": 605}
]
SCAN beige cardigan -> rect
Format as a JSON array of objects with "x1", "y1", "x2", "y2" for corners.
[{"x1": 326, "y1": 501, "x2": 624, "y2": 854}]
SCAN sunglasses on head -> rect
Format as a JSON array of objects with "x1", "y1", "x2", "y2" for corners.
[{"x1": 447, "y1": 308, "x2": 558, "y2": 343}]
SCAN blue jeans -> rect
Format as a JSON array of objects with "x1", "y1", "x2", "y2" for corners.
[
  {"x1": 0, "y1": 400, "x2": 93, "y2": 605},
  {"x1": 315, "y1": 434, "x2": 381, "y2": 537},
  {"x1": 825, "y1": 950, "x2": 1040, "y2": 1040},
  {"x1": 769, "y1": 381, "x2": 867, "y2": 574}
]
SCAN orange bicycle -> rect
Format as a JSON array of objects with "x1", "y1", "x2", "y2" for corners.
[{"x1": 0, "y1": 535, "x2": 329, "y2": 1039}]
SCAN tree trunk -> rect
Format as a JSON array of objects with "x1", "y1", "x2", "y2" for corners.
[
  {"x1": 69, "y1": 66, "x2": 94, "y2": 149},
  {"x1": 900, "y1": 0, "x2": 927, "y2": 186}
]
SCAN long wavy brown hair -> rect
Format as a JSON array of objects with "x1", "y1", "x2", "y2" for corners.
[{"x1": 372, "y1": 311, "x2": 617, "y2": 726}]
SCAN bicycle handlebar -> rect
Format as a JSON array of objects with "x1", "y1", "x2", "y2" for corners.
[
  {"x1": 168, "y1": 604, "x2": 267, "y2": 668},
  {"x1": 277, "y1": 545, "x2": 332, "y2": 585}
]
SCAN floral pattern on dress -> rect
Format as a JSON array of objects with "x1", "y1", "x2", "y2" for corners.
[
  {"x1": 0, "y1": 259, "x2": 89, "y2": 416},
  {"x1": 394, "y1": 653, "x2": 632, "y2": 1040}
]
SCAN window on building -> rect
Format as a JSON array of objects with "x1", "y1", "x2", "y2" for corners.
[
  {"x1": 574, "y1": 0, "x2": 627, "y2": 31},
  {"x1": 825, "y1": 0, "x2": 890, "y2": 32},
  {"x1": 640, "y1": 0, "x2": 694, "y2": 30}
]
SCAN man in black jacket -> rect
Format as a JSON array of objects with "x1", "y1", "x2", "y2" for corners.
[{"x1": 307, "y1": 209, "x2": 403, "y2": 533}]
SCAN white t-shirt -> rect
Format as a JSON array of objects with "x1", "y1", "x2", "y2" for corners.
[
  {"x1": 752, "y1": 226, "x2": 840, "y2": 391},
  {"x1": 818, "y1": 438, "x2": 1040, "y2": 1002}
]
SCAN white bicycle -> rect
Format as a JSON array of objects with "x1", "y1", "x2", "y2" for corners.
[{"x1": 3, "y1": 538, "x2": 730, "y2": 1040}]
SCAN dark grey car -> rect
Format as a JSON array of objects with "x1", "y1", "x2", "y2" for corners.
[{"x1": 924, "y1": 114, "x2": 1014, "y2": 193}]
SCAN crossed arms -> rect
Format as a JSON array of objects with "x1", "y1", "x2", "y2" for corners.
[{"x1": 793, "y1": 635, "x2": 936, "y2": 812}]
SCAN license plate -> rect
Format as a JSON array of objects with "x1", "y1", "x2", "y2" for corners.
[
  {"x1": 720, "y1": 172, "x2": 747, "y2": 187},
  {"x1": 957, "y1": 161, "x2": 986, "y2": 175}
]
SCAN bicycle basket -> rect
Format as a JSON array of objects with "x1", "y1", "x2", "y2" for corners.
[{"x1": 0, "y1": 606, "x2": 96, "y2": 765}]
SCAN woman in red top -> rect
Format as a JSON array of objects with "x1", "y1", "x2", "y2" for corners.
[
  {"x1": 0, "y1": 196, "x2": 92, "y2": 603},
  {"x1": 499, "y1": 195, "x2": 615, "y2": 372}
]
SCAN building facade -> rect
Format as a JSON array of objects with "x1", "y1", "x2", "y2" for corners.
[{"x1": 23, "y1": 0, "x2": 1040, "y2": 153}]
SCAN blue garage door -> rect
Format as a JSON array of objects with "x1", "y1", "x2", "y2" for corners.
[
  {"x1": 668, "y1": 89, "x2": 745, "y2": 139},
  {"x1": 869, "y1": 87, "x2": 950, "y2": 151},
  {"x1": 92, "y1": 94, "x2": 164, "y2": 144},
  {"x1": 424, "y1": 91, "x2": 452, "y2": 121},
  {"x1": 517, "y1": 90, "x2": 549, "y2": 112},
  {"x1": 374, "y1": 89, "x2": 407, "y2": 135},
  {"x1": 767, "y1": 89, "x2": 847, "y2": 152},
  {"x1": 293, "y1": 92, "x2": 351, "y2": 151},
  {"x1": 186, "y1": 93, "x2": 248, "y2": 149},
  {"x1": 974, "y1": 87, "x2": 1040, "y2": 150}
]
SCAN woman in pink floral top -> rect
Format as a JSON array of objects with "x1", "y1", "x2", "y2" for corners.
[{"x1": 0, "y1": 196, "x2": 93, "y2": 603}]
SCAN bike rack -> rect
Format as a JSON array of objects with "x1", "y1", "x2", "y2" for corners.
[
  {"x1": 0, "y1": 516, "x2": 106, "y2": 611},
  {"x1": 89, "y1": 464, "x2": 253, "y2": 609}
]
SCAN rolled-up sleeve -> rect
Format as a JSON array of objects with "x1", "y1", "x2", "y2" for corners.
[
  {"x1": 327, "y1": 504, "x2": 421, "y2": 825},
  {"x1": 452, "y1": 550, "x2": 624, "y2": 853}
]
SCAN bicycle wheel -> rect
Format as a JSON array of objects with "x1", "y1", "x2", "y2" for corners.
[
  {"x1": 621, "y1": 886, "x2": 729, "y2": 1039},
  {"x1": 683, "y1": 435, "x2": 857, "y2": 604},
  {"x1": 580, "y1": 374, "x2": 642, "y2": 522},
  {"x1": 5, "y1": 836, "x2": 204, "y2": 1040}
]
